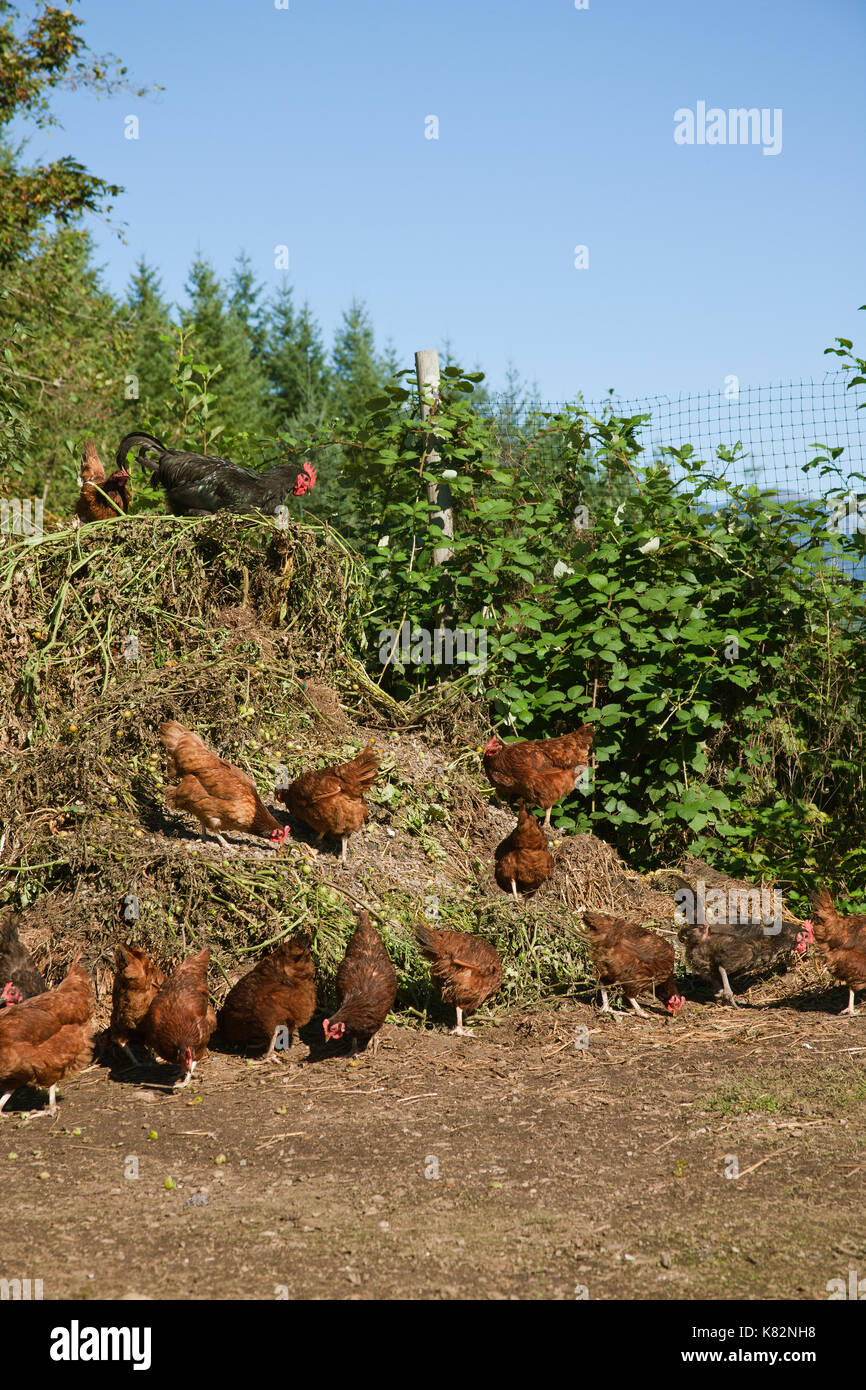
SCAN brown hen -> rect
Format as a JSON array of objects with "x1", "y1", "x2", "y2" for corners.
[
  {"x1": 415, "y1": 922, "x2": 502, "y2": 1035},
  {"x1": 74, "y1": 439, "x2": 132, "y2": 525},
  {"x1": 276, "y1": 744, "x2": 379, "y2": 864},
  {"x1": 583, "y1": 911, "x2": 684, "y2": 1018},
  {"x1": 810, "y1": 890, "x2": 866, "y2": 1016},
  {"x1": 678, "y1": 915, "x2": 811, "y2": 1005},
  {"x1": 143, "y1": 947, "x2": 216, "y2": 1086},
  {"x1": 161, "y1": 720, "x2": 290, "y2": 851},
  {"x1": 323, "y1": 910, "x2": 396, "y2": 1054},
  {"x1": 109, "y1": 944, "x2": 165, "y2": 1064},
  {"x1": 0, "y1": 908, "x2": 46, "y2": 1007},
  {"x1": 494, "y1": 804, "x2": 554, "y2": 899},
  {"x1": 0, "y1": 958, "x2": 94, "y2": 1116},
  {"x1": 218, "y1": 936, "x2": 316, "y2": 1059},
  {"x1": 483, "y1": 725, "x2": 594, "y2": 827}
]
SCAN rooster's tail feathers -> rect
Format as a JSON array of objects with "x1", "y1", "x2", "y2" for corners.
[{"x1": 116, "y1": 432, "x2": 167, "y2": 473}]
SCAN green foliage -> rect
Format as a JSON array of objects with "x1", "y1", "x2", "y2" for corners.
[
  {"x1": 333, "y1": 364, "x2": 866, "y2": 896},
  {"x1": 0, "y1": 227, "x2": 133, "y2": 510},
  {"x1": 823, "y1": 305, "x2": 866, "y2": 409},
  {"x1": 0, "y1": 2, "x2": 863, "y2": 909},
  {"x1": 183, "y1": 256, "x2": 274, "y2": 440},
  {"x1": 228, "y1": 252, "x2": 268, "y2": 360},
  {"x1": 262, "y1": 279, "x2": 331, "y2": 426},
  {"x1": 152, "y1": 325, "x2": 227, "y2": 456},
  {"x1": 0, "y1": 2, "x2": 150, "y2": 265},
  {"x1": 330, "y1": 298, "x2": 390, "y2": 427},
  {"x1": 0, "y1": 313, "x2": 31, "y2": 481},
  {"x1": 122, "y1": 259, "x2": 174, "y2": 423}
]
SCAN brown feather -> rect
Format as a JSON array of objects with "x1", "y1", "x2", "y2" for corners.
[
  {"x1": 277, "y1": 745, "x2": 379, "y2": 845},
  {"x1": 583, "y1": 911, "x2": 679, "y2": 1007},
  {"x1": 160, "y1": 721, "x2": 286, "y2": 842},
  {"x1": 483, "y1": 726, "x2": 593, "y2": 815},
  {"x1": 218, "y1": 937, "x2": 316, "y2": 1051},
  {"x1": 325, "y1": 911, "x2": 396, "y2": 1047},
  {"x1": 0, "y1": 959, "x2": 94, "y2": 1102},
  {"x1": 809, "y1": 889, "x2": 866, "y2": 998},
  {"x1": 415, "y1": 923, "x2": 502, "y2": 1020},
  {"x1": 494, "y1": 805, "x2": 554, "y2": 895},
  {"x1": 75, "y1": 440, "x2": 132, "y2": 524},
  {"x1": 143, "y1": 948, "x2": 216, "y2": 1070},
  {"x1": 110, "y1": 944, "x2": 164, "y2": 1047}
]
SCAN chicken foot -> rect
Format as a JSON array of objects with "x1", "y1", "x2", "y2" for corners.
[
  {"x1": 201, "y1": 829, "x2": 234, "y2": 853},
  {"x1": 839, "y1": 988, "x2": 858, "y2": 1016},
  {"x1": 257, "y1": 1028, "x2": 293, "y2": 1063},
  {"x1": 0, "y1": 1085, "x2": 60, "y2": 1117},
  {"x1": 17, "y1": 1084, "x2": 59, "y2": 1117},
  {"x1": 450, "y1": 1007, "x2": 475, "y2": 1037}
]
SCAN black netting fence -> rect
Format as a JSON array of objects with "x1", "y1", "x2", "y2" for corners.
[{"x1": 484, "y1": 373, "x2": 865, "y2": 501}]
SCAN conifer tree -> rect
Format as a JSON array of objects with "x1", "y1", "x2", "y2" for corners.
[
  {"x1": 330, "y1": 298, "x2": 386, "y2": 426},
  {"x1": 183, "y1": 255, "x2": 273, "y2": 439},
  {"x1": 264, "y1": 280, "x2": 331, "y2": 426},
  {"x1": 123, "y1": 258, "x2": 173, "y2": 420},
  {"x1": 229, "y1": 251, "x2": 267, "y2": 359}
]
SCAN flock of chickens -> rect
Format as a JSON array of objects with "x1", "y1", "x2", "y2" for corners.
[
  {"x1": 1, "y1": 713, "x2": 864, "y2": 1117},
  {"x1": 1, "y1": 436, "x2": 861, "y2": 1118},
  {"x1": 0, "y1": 903, "x2": 501, "y2": 1116}
]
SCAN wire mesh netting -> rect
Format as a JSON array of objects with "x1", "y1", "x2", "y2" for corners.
[{"x1": 486, "y1": 373, "x2": 865, "y2": 500}]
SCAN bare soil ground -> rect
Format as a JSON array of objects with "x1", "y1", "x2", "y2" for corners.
[{"x1": 4, "y1": 998, "x2": 864, "y2": 1302}]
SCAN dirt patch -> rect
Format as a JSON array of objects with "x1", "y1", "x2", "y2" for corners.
[{"x1": 3, "y1": 1000, "x2": 863, "y2": 1301}]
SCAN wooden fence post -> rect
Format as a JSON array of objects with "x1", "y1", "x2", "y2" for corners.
[{"x1": 415, "y1": 348, "x2": 454, "y2": 565}]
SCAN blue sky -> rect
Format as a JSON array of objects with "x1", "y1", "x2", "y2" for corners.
[{"x1": 25, "y1": 0, "x2": 866, "y2": 401}]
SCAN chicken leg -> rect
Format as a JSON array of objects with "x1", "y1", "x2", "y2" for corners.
[
  {"x1": 599, "y1": 988, "x2": 627, "y2": 1021},
  {"x1": 258, "y1": 1027, "x2": 292, "y2": 1063},
  {"x1": 202, "y1": 828, "x2": 233, "y2": 853},
  {"x1": 839, "y1": 988, "x2": 858, "y2": 1017},
  {"x1": 716, "y1": 967, "x2": 739, "y2": 1005},
  {"x1": 543, "y1": 808, "x2": 552, "y2": 829},
  {"x1": 628, "y1": 997, "x2": 649, "y2": 1018},
  {"x1": 450, "y1": 1006, "x2": 474, "y2": 1037},
  {"x1": 20, "y1": 1084, "x2": 58, "y2": 1117}
]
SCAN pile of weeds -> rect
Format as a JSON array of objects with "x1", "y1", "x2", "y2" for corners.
[
  {"x1": 0, "y1": 512, "x2": 604, "y2": 1019},
  {"x1": 0, "y1": 511, "x2": 826, "y2": 1025}
]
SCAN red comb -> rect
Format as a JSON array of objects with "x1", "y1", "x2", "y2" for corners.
[{"x1": 293, "y1": 461, "x2": 317, "y2": 496}]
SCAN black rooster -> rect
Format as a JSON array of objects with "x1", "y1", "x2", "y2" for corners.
[{"x1": 116, "y1": 432, "x2": 317, "y2": 517}]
